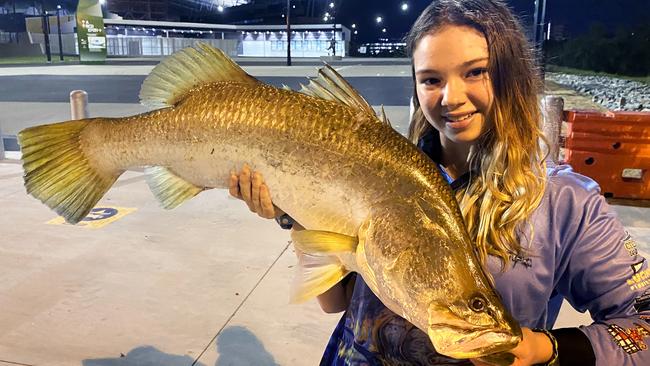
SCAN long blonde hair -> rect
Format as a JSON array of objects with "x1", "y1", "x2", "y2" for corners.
[{"x1": 406, "y1": 0, "x2": 548, "y2": 269}]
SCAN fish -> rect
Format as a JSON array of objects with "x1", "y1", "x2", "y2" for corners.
[{"x1": 18, "y1": 42, "x2": 521, "y2": 361}]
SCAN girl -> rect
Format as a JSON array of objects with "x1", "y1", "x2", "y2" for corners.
[{"x1": 230, "y1": 1, "x2": 650, "y2": 364}]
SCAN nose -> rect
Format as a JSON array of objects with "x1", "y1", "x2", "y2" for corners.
[{"x1": 441, "y1": 78, "x2": 467, "y2": 108}]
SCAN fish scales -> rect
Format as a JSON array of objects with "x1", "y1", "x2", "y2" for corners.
[{"x1": 18, "y1": 43, "x2": 522, "y2": 363}]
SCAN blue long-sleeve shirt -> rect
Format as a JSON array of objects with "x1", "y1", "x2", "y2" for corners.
[{"x1": 320, "y1": 138, "x2": 650, "y2": 365}]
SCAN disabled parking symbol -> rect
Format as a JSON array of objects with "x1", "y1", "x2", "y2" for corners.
[
  {"x1": 82, "y1": 208, "x2": 118, "y2": 221},
  {"x1": 47, "y1": 206, "x2": 137, "y2": 228}
]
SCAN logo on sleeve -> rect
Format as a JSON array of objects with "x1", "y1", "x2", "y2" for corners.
[
  {"x1": 632, "y1": 260, "x2": 647, "y2": 275},
  {"x1": 623, "y1": 232, "x2": 639, "y2": 257},
  {"x1": 607, "y1": 324, "x2": 650, "y2": 354},
  {"x1": 628, "y1": 268, "x2": 650, "y2": 291},
  {"x1": 510, "y1": 253, "x2": 532, "y2": 268}
]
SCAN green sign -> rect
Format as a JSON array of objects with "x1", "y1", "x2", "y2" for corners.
[{"x1": 76, "y1": 0, "x2": 106, "y2": 63}]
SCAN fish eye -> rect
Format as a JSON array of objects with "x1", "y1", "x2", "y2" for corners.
[{"x1": 469, "y1": 295, "x2": 486, "y2": 312}]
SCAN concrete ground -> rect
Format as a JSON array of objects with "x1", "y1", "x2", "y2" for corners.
[{"x1": 1, "y1": 61, "x2": 649, "y2": 366}]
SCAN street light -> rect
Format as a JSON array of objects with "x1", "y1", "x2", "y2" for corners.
[
  {"x1": 382, "y1": 28, "x2": 386, "y2": 33},
  {"x1": 376, "y1": 16, "x2": 382, "y2": 23},
  {"x1": 401, "y1": 3, "x2": 408, "y2": 11},
  {"x1": 217, "y1": 5, "x2": 224, "y2": 12},
  {"x1": 351, "y1": 23, "x2": 356, "y2": 29},
  {"x1": 286, "y1": 0, "x2": 291, "y2": 66},
  {"x1": 329, "y1": 2, "x2": 334, "y2": 8},
  {"x1": 55, "y1": 4, "x2": 63, "y2": 61}
]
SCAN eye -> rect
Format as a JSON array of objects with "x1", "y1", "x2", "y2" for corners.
[
  {"x1": 469, "y1": 295, "x2": 486, "y2": 312},
  {"x1": 421, "y1": 77, "x2": 441, "y2": 86},
  {"x1": 466, "y1": 68, "x2": 488, "y2": 79}
]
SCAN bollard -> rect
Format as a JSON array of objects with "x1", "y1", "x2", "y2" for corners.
[
  {"x1": 541, "y1": 95, "x2": 564, "y2": 164},
  {"x1": 70, "y1": 90, "x2": 89, "y2": 120}
]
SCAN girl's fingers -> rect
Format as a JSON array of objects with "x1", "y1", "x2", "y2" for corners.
[
  {"x1": 239, "y1": 164, "x2": 254, "y2": 210},
  {"x1": 251, "y1": 171, "x2": 263, "y2": 214},
  {"x1": 228, "y1": 171, "x2": 241, "y2": 198},
  {"x1": 260, "y1": 184, "x2": 277, "y2": 218}
]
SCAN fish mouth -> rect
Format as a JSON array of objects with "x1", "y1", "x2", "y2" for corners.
[{"x1": 427, "y1": 324, "x2": 521, "y2": 360}]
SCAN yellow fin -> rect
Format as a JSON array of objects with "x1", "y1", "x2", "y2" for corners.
[
  {"x1": 144, "y1": 166, "x2": 204, "y2": 209},
  {"x1": 291, "y1": 229, "x2": 358, "y2": 254},
  {"x1": 298, "y1": 64, "x2": 375, "y2": 116},
  {"x1": 290, "y1": 253, "x2": 349, "y2": 303},
  {"x1": 18, "y1": 119, "x2": 121, "y2": 224},
  {"x1": 289, "y1": 230, "x2": 357, "y2": 303},
  {"x1": 139, "y1": 42, "x2": 258, "y2": 109},
  {"x1": 379, "y1": 105, "x2": 392, "y2": 127}
]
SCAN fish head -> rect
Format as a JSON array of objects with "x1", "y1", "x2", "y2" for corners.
[
  {"x1": 362, "y1": 198, "x2": 521, "y2": 360},
  {"x1": 425, "y1": 289, "x2": 522, "y2": 359}
]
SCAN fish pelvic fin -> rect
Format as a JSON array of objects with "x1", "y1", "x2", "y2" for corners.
[
  {"x1": 139, "y1": 42, "x2": 258, "y2": 109},
  {"x1": 289, "y1": 229, "x2": 357, "y2": 303},
  {"x1": 144, "y1": 166, "x2": 205, "y2": 209},
  {"x1": 299, "y1": 65, "x2": 376, "y2": 117},
  {"x1": 291, "y1": 229, "x2": 358, "y2": 254},
  {"x1": 18, "y1": 120, "x2": 121, "y2": 224}
]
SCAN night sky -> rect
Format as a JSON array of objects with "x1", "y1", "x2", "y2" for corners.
[{"x1": 336, "y1": 0, "x2": 650, "y2": 42}]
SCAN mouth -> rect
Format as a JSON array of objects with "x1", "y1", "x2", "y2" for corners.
[
  {"x1": 428, "y1": 325, "x2": 520, "y2": 359},
  {"x1": 443, "y1": 112, "x2": 476, "y2": 129}
]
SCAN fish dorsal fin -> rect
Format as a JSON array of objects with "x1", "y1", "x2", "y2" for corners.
[
  {"x1": 379, "y1": 105, "x2": 392, "y2": 127},
  {"x1": 144, "y1": 166, "x2": 205, "y2": 209},
  {"x1": 299, "y1": 64, "x2": 375, "y2": 116},
  {"x1": 139, "y1": 42, "x2": 258, "y2": 109}
]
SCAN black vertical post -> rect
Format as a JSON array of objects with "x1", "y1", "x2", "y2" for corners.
[
  {"x1": 56, "y1": 6, "x2": 63, "y2": 61},
  {"x1": 539, "y1": 0, "x2": 547, "y2": 80},
  {"x1": 286, "y1": 0, "x2": 291, "y2": 66},
  {"x1": 42, "y1": 12, "x2": 52, "y2": 62}
]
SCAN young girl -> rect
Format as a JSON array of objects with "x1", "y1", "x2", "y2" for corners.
[{"x1": 230, "y1": 1, "x2": 650, "y2": 364}]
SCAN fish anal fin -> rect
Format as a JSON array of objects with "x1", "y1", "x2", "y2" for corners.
[
  {"x1": 139, "y1": 43, "x2": 258, "y2": 109},
  {"x1": 144, "y1": 166, "x2": 204, "y2": 209},
  {"x1": 289, "y1": 253, "x2": 349, "y2": 303}
]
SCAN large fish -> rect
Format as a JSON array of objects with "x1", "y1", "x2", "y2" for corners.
[{"x1": 18, "y1": 43, "x2": 520, "y2": 361}]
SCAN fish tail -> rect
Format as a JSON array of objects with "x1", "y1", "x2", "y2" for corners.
[{"x1": 18, "y1": 119, "x2": 121, "y2": 224}]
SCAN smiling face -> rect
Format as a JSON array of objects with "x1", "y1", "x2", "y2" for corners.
[{"x1": 413, "y1": 25, "x2": 493, "y2": 147}]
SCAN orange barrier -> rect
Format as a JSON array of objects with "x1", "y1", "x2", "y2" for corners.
[{"x1": 563, "y1": 110, "x2": 650, "y2": 199}]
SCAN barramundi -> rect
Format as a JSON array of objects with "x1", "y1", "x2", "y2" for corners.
[{"x1": 18, "y1": 43, "x2": 521, "y2": 361}]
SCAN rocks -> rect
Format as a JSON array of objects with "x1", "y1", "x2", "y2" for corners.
[{"x1": 546, "y1": 72, "x2": 650, "y2": 112}]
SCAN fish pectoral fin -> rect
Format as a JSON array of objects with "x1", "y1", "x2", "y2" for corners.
[
  {"x1": 290, "y1": 229, "x2": 358, "y2": 254},
  {"x1": 144, "y1": 166, "x2": 204, "y2": 209},
  {"x1": 298, "y1": 65, "x2": 376, "y2": 118},
  {"x1": 139, "y1": 43, "x2": 258, "y2": 109},
  {"x1": 290, "y1": 253, "x2": 349, "y2": 303}
]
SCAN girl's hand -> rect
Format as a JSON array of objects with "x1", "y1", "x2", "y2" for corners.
[
  {"x1": 470, "y1": 327, "x2": 554, "y2": 366},
  {"x1": 229, "y1": 163, "x2": 284, "y2": 219}
]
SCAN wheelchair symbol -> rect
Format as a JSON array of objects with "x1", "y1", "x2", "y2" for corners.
[{"x1": 82, "y1": 208, "x2": 118, "y2": 221}]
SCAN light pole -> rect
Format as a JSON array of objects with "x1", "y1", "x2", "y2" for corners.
[
  {"x1": 286, "y1": 0, "x2": 291, "y2": 66},
  {"x1": 41, "y1": 10, "x2": 52, "y2": 63},
  {"x1": 56, "y1": 5, "x2": 63, "y2": 61},
  {"x1": 532, "y1": 0, "x2": 547, "y2": 78}
]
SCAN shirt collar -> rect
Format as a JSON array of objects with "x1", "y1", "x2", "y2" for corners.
[{"x1": 417, "y1": 129, "x2": 472, "y2": 191}]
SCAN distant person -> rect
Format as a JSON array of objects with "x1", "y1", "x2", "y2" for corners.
[
  {"x1": 230, "y1": 0, "x2": 650, "y2": 365},
  {"x1": 327, "y1": 38, "x2": 337, "y2": 56}
]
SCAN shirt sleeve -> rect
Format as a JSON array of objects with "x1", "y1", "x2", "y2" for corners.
[{"x1": 552, "y1": 171, "x2": 650, "y2": 366}]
